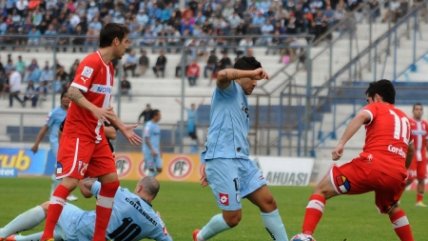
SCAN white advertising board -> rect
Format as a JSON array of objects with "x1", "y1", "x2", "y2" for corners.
[{"x1": 252, "y1": 156, "x2": 315, "y2": 186}]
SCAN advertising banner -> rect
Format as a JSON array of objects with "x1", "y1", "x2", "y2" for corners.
[
  {"x1": 115, "y1": 153, "x2": 202, "y2": 182},
  {"x1": 0, "y1": 148, "x2": 48, "y2": 177},
  {"x1": 253, "y1": 156, "x2": 314, "y2": 186}
]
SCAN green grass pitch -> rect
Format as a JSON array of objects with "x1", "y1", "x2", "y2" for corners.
[{"x1": 1, "y1": 177, "x2": 426, "y2": 240}]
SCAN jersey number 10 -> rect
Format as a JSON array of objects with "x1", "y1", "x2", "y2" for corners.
[{"x1": 389, "y1": 110, "x2": 410, "y2": 144}]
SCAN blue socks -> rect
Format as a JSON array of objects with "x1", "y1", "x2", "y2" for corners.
[
  {"x1": 197, "y1": 214, "x2": 230, "y2": 240},
  {"x1": 261, "y1": 209, "x2": 289, "y2": 241}
]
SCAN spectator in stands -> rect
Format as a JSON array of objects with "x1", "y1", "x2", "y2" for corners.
[
  {"x1": 152, "y1": 50, "x2": 167, "y2": 78},
  {"x1": 204, "y1": 50, "x2": 218, "y2": 82},
  {"x1": 123, "y1": 49, "x2": 138, "y2": 77},
  {"x1": 138, "y1": 49, "x2": 150, "y2": 76},
  {"x1": 120, "y1": 76, "x2": 132, "y2": 100},
  {"x1": 23, "y1": 80, "x2": 39, "y2": 108},
  {"x1": 8, "y1": 67, "x2": 24, "y2": 107},
  {"x1": 138, "y1": 103, "x2": 153, "y2": 125},
  {"x1": 15, "y1": 55, "x2": 26, "y2": 79},
  {"x1": 186, "y1": 59, "x2": 200, "y2": 87},
  {"x1": 0, "y1": 59, "x2": 6, "y2": 99},
  {"x1": 40, "y1": 61, "x2": 54, "y2": 99},
  {"x1": 383, "y1": 0, "x2": 402, "y2": 23},
  {"x1": 27, "y1": 26, "x2": 41, "y2": 47},
  {"x1": 27, "y1": 59, "x2": 41, "y2": 84},
  {"x1": 217, "y1": 50, "x2": 233, "y2": 71},
  {"x1": 55, "y1": 65, "x2": 69, "y2": 93}
]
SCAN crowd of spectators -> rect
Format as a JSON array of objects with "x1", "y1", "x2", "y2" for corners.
[{"x1": 0, "y1": 0, "x2": 385, "y2": 52}]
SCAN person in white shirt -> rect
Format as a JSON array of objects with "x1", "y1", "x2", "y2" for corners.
[{"x1": 8, "y1": 67, "x2": 24, "y2": 107}]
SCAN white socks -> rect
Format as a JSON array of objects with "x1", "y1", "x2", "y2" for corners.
[
  {"x1": 197, "y1": 214, "x2": 231, "y2": 241},
  {"x1": 0, "y1": 206, "x2": 45, "y2": 238},
  {"x1": 261, "y1": 209, "x2": 289, "y2": 241}
]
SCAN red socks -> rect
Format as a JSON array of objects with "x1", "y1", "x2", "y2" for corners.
[
  {"x1": 390, "y1": 210, "x2": 414, "y2": 241},
  {"x1": 41, "y1": 184, "x2": 70, "y2": 241},
  {"x1": 302, "y1": 194, "x2": 326, "y2": 235},
  {"x1": 93, "y1": 180, "x2": 119, "y2": 241}
]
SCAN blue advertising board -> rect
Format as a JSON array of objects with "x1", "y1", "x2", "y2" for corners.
[{"x1": 0, "y1": 148, "x2": 49, "y2": 177}]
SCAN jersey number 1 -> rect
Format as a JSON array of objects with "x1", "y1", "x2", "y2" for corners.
[{"x1": 389, "y1": 110, "x2": 410, "y2": 144}]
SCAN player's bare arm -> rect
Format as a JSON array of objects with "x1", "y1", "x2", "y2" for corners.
[
  {"x1": 332, "y1": 110, "x2": 371, "y2": 160},
  {"x1": 31, "y1": 125, "x2": 49, "y2": 153},
  {"x1": 67, "y1": 86, "x2": 114, "y2": 123},
  {"x1": 405, "y1": 143, "x2": 414, "y2": 169},
  {"x1": 104, "y1": 125, "x2": 117, "y2": 140},
  {"x1": 216, "y1": 68, "x2": 269, "y2": 89}
]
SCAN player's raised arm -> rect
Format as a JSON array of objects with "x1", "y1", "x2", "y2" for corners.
[{"x1": 216, "y1": 68, "x2": 268, "y2": 90}]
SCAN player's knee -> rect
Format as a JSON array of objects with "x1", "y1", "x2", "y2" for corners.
[
  {"x1": 259, "y1": 196, "x2": 277, "y2": 212},
  {"x1": 223, "y1": 213, "x2": 241, "y2": 228}
]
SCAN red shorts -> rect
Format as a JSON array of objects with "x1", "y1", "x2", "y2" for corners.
[
  {"x1": 56, "y1": 136, "x2": 115, "y2": 179},
  {"x1": 407, "y1": 157, "x2": 427, "y2": 181},
  {"x1": 330, "y1": 157, "x2": 406, "y2": 213}
]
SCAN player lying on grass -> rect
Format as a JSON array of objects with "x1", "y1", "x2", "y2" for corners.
[{"x1": 0, "y1": 176, "x2": 172, "y2": 241}]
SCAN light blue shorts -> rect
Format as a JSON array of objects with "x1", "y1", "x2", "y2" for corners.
[
  {"x1": 57, "y1": 203, "x2": 85, "y2": 241},
  {"x1": 144, "y1": 151, "x2": 163, "y2": 170},
  {"x1": 205, "y1": 158, "x2": 267, "y2": 211}
]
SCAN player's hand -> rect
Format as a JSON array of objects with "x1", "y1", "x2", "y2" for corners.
[
  {"x1": 332, "y1": 143, "x2": 345, "y2": 161},
  {"x1": 200, "y1": 164, "x2": 208, "y2": 187},
  {"x1": 121, "y1": 124, "x2": 142, "y2": 145},
  {"x1": 151, "y1": 149, "x2": 158, "y2": 156},
  {"x1": 92, "y1": 107, "x2": 115, "y2": 124},
  {"x1": 31, "y1": 144, "x2": 38, "y2": 153},
  {"x1": 252, "y1": 68, "x2": 269, "y2": 80}
]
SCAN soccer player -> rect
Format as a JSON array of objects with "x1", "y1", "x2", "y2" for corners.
[
  {"x1": 31, "y1": 91, "x2": 78, "y2": 201},
  {"x1": 193, "y1": 57, "x2": 289, "y2": 241},
  {"x1": 143, "y1": 109, "x2": 162, "y2": 176},
  {"x1": 292, "y1": 80, "x2": 414, "y2": 241},
  {"x1": 41, "y1": 23, "x2": 142, "y2": 241},
  {"x1": 0, "y1": 176, "x2": 172, "y2": 241},
  {"x1": 175, "y1": 98, "x2": 205, "y2": 153},
  {"x1": 407, "y1": 103, "x2": 428, "y2": 207}
]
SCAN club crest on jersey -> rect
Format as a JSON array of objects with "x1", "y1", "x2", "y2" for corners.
[
  {"x1": 81, "y1": 66, "x2": 94, "y2": 78},
  {"x1": 335, "y1": 175, "x2": 351, "y2": 193},
  {"x1": 219, "y1": 193, "x2": 229, "y2": 206}
]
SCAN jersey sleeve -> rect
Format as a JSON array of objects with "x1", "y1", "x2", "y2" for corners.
[
  {"x1": 362, "y1": 103, "x2": 378, "y2": 125},
  {"x1": 91, "y1": 181, "x2": 102, "y2": 196},
  {"x1": 71, "y1": 57, "x2": 98, "y2": 92},
  {"x1": 46, "y1": 110, "x2": 55, "y2": 127},
  {"x1": 154, "y1": 216, "x2": 173, "y2": 241}
]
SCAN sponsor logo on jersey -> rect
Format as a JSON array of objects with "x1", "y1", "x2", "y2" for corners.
[
  {"x1": 219, "y1": 193, "x2": 229, "y2": 206},
  {"x1": 90, "y1": 84, "x2": 112, "y2": 94},
  {"x1": 388, "y1": 144, "x2": 406, "y2": 158},
  {"x1": 81, "y1": 66, "x2": 94, "y2": 78}
]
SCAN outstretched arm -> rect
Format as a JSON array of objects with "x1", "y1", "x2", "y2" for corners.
[
  {"x1": 332, "y1": 110, "x2": 371, "y2": 161},
  {"x1": 216, "y1": 68, "x2": 269, "y2": 89},
  {"x1": 405, "y1": 143, "x2": 414, "y2": 169},
  {"x1": 31, "y1": 125, "x2": 49, "y2": 153}
]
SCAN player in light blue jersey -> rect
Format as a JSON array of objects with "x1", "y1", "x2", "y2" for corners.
[
  {"x1": 175, "y1": 98, "x2": 205, "y2": 153},
  {"x1": 143, "y1": 109, "x2": 162, "y2": 176},
  {"x1": 31, "y1": 91, "x2": 78, "y2": 201},
  {"x1": 0, "y1": 176, "x2": 172, "y2": 241},
  {"x1": 193, "y1": 57, "x2": 289, "y2": 241}
]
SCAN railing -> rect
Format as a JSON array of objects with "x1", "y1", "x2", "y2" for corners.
[{"x1": 309, "y1": 1, "x2": 428, "y2": 156}]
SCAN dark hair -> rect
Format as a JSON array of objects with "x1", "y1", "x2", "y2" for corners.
[
  {"x1": 99, "y1": 23, "x2": 130, "y2": 48},
  {"x1": 365, "y1": 79, "x2": 395, "y2": 104},
  {"x1": 60, "y1": 90, "x2": 68, "y2": 99},
  {"x1": 234, "y1": 56, "x2": 262, "y2": 70},
  {"x1": 413, "y1": 102, "x2": 423, "y2": 110},
  {"x1": 150, "y1": 109, "x2": 160, "y2": 119}
]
